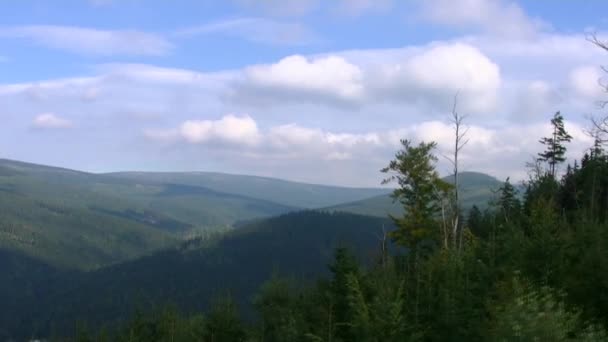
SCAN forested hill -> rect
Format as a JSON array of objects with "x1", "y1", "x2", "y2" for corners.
[
  {"x1": 0, "y1": 158, "x2": 389, "y2": 270},
  {"x1": 2, "y1": 211, "x2": 393, "y2": 339},
  {"x1": 326, "y1": 171, "x2": 503, "y2": 217},
  {"x1": 104, "y1": 170, "x2": 391, "y2": 209}
]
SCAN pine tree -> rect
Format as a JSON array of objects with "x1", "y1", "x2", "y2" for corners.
[
  {"x1": 496, "y1": 178, "x2": 521, "y2": 224},
  {"x1": 538, "y1": 111, "x2": 573, "y2": 178},
  {"x1": 253, "y1": 276, "x2": 300, "y2": 342},
  {"x1": 204, "y1": 296, "x2": 246, "y2": 342},
  {"x1": 329, "y1": 248, "x2": 361, "y2": 342}
]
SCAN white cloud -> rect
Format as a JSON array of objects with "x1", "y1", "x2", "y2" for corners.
[
  {"x1": 416, "y1": 0, "x2": 547, "y2": 38},
  {"x1": 0, "y1": 76, "x2": 99, "y2": 96},
  {"x1": 0, "y1": 25, "x2": 172, "y2": 56},
  {"x1": 147, "y1": 114, "x2": 261, "y2": 146},
  {"x1": 81, "y1": 87, "x2": 101, "y2": 102},
  {"x1": 509, "y1": 80, "x2": 562, "y2": 121},
  {"x1": 32, "y1": 113, "x2": 73, "y2": 129},
  {"x1": 176, "y1": 18, "x2": 319, "y2": 46},
  {"x1": 99, "y1": 63, "x2": 208, "y2": 84},
  {"x1": 231, "y1": 42, "x2": 500, "y2": 114},
  {"x1": 3, "y1": 21, "x2": 608, "y2": 186},
  {"x1": 234, "y1": 54, "x2": 364, "y2": 105},
  {"x1": 570, "y1": 65, "x2": 605, "y2": 100},
  {"x1": 267, "y1": 124, "x2": 381, "y2": 160},
  {"x1": 371, "y1": 42, "x2": 501, "y2": 114},
  {"x1": 144, "y1": 113, "x2": 595, "y2": 185}
]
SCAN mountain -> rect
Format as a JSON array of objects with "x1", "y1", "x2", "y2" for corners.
[
  {"x1": 0, "y1": 159, "x2": 388, "y2": 269},
  {"x1": 0, "y1": 164, "x2": 508, "y2": 339},
  {"x1": 3, "y1": 211, "x2": 394, "y2": 339},
  {"x1": 326, "y1": 172, "x2": 503, "y2": 217},
  {"x1": 0, "y1": 160, "x2": 177, "y2": 270},
  {"x1": 105, "y1": 171, "x2": 391, "y2": 209}
]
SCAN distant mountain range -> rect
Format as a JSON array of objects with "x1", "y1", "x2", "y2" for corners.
[
  {"x1": 0, "y1": 159, "x2": 389, "y2": 269},
  {"x1": 0, "y1": 159, "x2": 504, "y2": 270},
  {"x1": 0, "y1": 159, "x2": 509, "y2": 339},
  {"x1": 326, "y1": 171, "x2": 503, "y2": 217}
]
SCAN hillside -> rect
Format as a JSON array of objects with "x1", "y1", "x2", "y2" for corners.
[
  {"x1": 3, "y1": 211, "x2": 394, "y2": 338},
  {"x1": 105, "y1": 171, "x2": 391, "y2": 209},
  {"x1": 327, "y1": 172, "x2": 503, "y2": 217},
  {"x1": 0, "y1": 159, "x2": 391, "y2": 269},
  {"x1": 0, "y1": 159, "x2": 293, "y2": 269},
  {"x1": 0, "y1": 160, "x2": 177, "y2": 269}
]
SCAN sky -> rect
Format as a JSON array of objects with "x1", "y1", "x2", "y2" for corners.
[{"x1": 1, "y1": 0, "x2": 608, "y2": 187}]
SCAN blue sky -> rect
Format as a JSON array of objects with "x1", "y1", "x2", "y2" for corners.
[{"x1": 1, "y1": 0, "x2": 608, "y2": 186}]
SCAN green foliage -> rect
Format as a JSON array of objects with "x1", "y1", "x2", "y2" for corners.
[
  {"x1": 494, "y1": 178, "x2": 522, "y2": 224},
  {"x1": 489, "y1": 277, "x2": 607, "y2": 341},
  {"x1": 204, "y1": 296, "x2": 246, "y2": 342},
  {"x1": 326, "y1": 172, "x2": 502, "y2": 218},
  {"x1": 1, "y1": 211, "x2": 393, "y2": 339},
  {"x1": 252, "y1": 276, "x2": 302, "y2": 342},
  {"x1": 538, "y1": 111, "x2": 573, "y2": 178},
  {"x1": 329, "y1": 248, "x2": 362, "y2": 342},
  {"x1": 382, "y1": 140, "x2": 452, "y2": 248}
]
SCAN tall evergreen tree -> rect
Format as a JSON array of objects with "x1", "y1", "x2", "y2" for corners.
[
  {"x1": 329, "y1": 248, "x2": 361, "y2": 342},
  {"x1": 495, "y1": 178, "x2": 521, "y2": 224},
  {"x1": 538, "y1": 111, "x2": 573, "y2": 178}
]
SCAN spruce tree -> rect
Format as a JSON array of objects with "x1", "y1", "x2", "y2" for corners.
[{"x1": 538, "y1": 111, "x2": 573, "y2": 178}]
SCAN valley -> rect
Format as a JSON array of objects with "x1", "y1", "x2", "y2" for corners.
[{"x1": 0, "y1": 158, "x2": 502, "y2": 339}]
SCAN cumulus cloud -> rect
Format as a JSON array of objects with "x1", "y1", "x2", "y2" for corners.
[
  {"x1": 176, "y1": 18, "x2": 319, "y2": 46},
  {"x1": 231, "y1": 42, "x2": 500, "y2": 114},
  {"x1": 3, "y1": 22, "x2": 608, "y2": 186},
  {"x1": 233, "y1": 54, "x2": 365, "y2": 106},
  {"x1": 0, "y1": 25, "x2": 172, "y2": 56},
  {"x1": 370, "y1": 42, "x2": 501, "y2": 114},
  {"x1": 145, "y1": 114, "x2": 261, "y2": 146},
  {"x1": 32, "y1": 113, "x2": 73, "y2": 129},
  {"x1": 415, "y1": 0, "x2": 548, "y2": 38},
  {"x1": 143, "y1": 113, "x2": 595, "y2": 185},
  {"x1": 266, "y1": 124, "x2": 381, "y2": 160}
]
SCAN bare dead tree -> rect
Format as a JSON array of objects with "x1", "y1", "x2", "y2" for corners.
[
  {"x1": 587, "y1": 33, "x2": 608, "y2": 142},
  {"x1": 589, "y1": 116, "x2": 608, "y2": 143},
  {"x1": 375, "y1": 224, "x2": 389, "y2": 269},
  {"x1": 439, "y1": 93, "x2": 470, "y2": 251}
]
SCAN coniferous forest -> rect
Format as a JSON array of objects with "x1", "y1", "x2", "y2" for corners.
[{"x1": 62, "y1": 43, "x2": 608, "y2": 341}]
